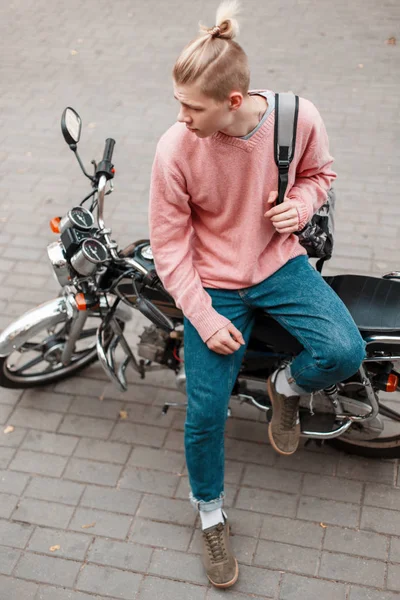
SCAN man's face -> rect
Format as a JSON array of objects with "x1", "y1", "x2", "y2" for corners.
[{"x1": 173, "y1": 82, "x2": 233, "y2": 138}]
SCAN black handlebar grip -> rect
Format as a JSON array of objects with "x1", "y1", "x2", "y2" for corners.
[{"x1": 103, "y1": 138, "x2": 115, "y2": 163}]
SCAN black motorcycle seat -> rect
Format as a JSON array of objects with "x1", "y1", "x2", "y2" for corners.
[{"x1": 324, "y1": 274, "x2": 400, "y2": 333}]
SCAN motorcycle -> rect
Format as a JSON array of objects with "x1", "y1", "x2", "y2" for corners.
[{"x1": 2, "y1": 107, "x2": 400, "y2": 459}]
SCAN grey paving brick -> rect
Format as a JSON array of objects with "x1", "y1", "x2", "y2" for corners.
[
  {"x1": 235, "y1": 487, "x2": 298, "y2": 518},
  {"x1": 337, "y1": 455, "x2": 395, "y2": 484},
  {"x1": 254, "y1": 539, "x2": 319, "y2": 576},
  {"x1": 0, "y1": 404, "x2": 13, "y2": 425},
  {"x1": 148, "y1": 548, "x2": 205, "y2": 584},
  {"x1": 242, "y1": 464, "x2": 303, "y2": 494},
  {"x1": 274, "y1": 449, "x2": 338, "y2": 475},
  {"x1": 280, "y1": 573, "x2": 346, "y2": 600},
  {"x1": 260, "y1": 514, "x2": 324, "y2": 548},
  {"x1": 69, "y1": 396, "x2": 123, "y2": 419},
  {"x1": 137, "y1": 575, "x2": 206, "y2": 600},
  {"x1": 163, "y1": 429, "x2": 185, "y2": 452},
  {"x1": 36, "y1": 587, "x2": 116, "y2": 600},
  {"x1": 319, "y1": 552, "x2": 386, "y2": 587},
  {"x1": 69, "y1": 507, "x2": 132, "y2": 540},
  {"x1": 0, "y1": 492, "x2": 18, "y2": 518},
  {"x1": 76, "y1": 564, "x2": 142, "y2": 600},
  {"x1": 364, "y1": 483, "x2": 400, "y2": 511},
  {"x1": 302, "y1": 473, "x2": 363, "y2": 503},
  {"x1": 0, "y1": 545, "x2": 22, "y2": 574},
  {"x1": 8, "y1": 407, "x2": 63, "y2": 431},
  {"x1": 19, "y1": 390, "x2": 73, "y2": 413},
  {"x1": 119, "y1": 467, "x2": 179, "y2": 496},
  {"x1": 54, "y1": 377, "x2": 105, "y2": 398},
  {"x1": 24, "y1": 476, "x2": 84, "y2": 505},
  {"x1": 0, "y1": 470, "x2": 29, "y2": 496},
  {"x1": 110, "y1": 422, "x2": 167, "y2": 447},
  {"x1": 74, "y1": 438, "x2": 131, "y2": 464},
  {"x1": 21, "y1": 431, "x2": 78, "y2": 455},
  {"x1": 388, "y1": 563, "x2": 400, "y2": 592},
  {"x1": 127, "y1": 446, "x2": 185, "y2": 473},
  {"x1": 0, "y1": 390, "x2": 22, "y2": 408},
  {"x1": 0, "y1": 426, "x2": 27, "y2": 448},
  {"x1": 189, "y1": 529, "x2": 257, "y2": 565},
  {"x1": 0, "y1": 574, "x2": 38, "y2": 599},
  {"x1": 207, "y1": 591, "x2": 252, "y2": 600},
  {"x1": 64, "y1": 458, "x2": 122, "y2": 486},
  {"x1": 129, "y1": 517, "x2": 192, "y2": 551},
  {"x1": 88, "y1": 537, "x2": 152, "y2": 572},
  {"x1": 297, "y1": 496, "x2": 360, "y2": 527},
  {"x1": 137, "y1": 494, "x2": 196, "y2": 526},
  {"x1": 349, "y1": 587, "x2": 400, "y2": 600},
  {"x1": 12, "y1": 497, "x2": 74, "y2": 528},
  {"x1": 59, "y1": 415, "x2": 115, "y2": 439},
  {"x1": 225, "y1": 438, "x2": 277, "y2": 467},
  {"x1": 9, "y1": 450, "x2": 68, "y2": 477},
  {"x1": 224, "y1": 508, "x2": 263, "y2": 538},
  {"x1": 390, "y1": 536, "x2": 400, "y2": 563},
  {"x1": 123, "y1": 403, "x2": 175, "y2": 428},
  {"x1": 14, "y1": 552, "x2": 81, "y2": 587},
  {"x1": 27, "y1": 527, "x2": 91, "y2": 560},
  {"x1": 361, "y1": 506, "x2": 400, "y2": 536},
  {"x1": 323, "y1": 527, "x2": 388, "y2": 560},
  {"x1": 80, "y1": 485, "x2": 141, "y2": 516},
  {"x1": 225, "y1": 418, "x2": 270, "y2": 444},
  {"x1": 0, "y1": 518, "x2": 33, "y2": 548},
  {"x1": 0, "y1": 446, "x2": 16, "y2": 470}
]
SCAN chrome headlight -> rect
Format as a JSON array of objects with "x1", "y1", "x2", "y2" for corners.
[{"x1": 47, "y1": 241, "x2": 71, "y2": 287}]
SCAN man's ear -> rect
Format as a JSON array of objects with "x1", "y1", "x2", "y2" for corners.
[{"x1": 229, "y1": 92, "x2": 243, "y2": 111}]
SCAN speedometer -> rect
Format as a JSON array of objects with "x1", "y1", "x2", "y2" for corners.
[
  {"x1": 70, "y1": 239, "x2": 108, "y2": 275},
  {"x1": 60, "y1": 206, "x2": 94, "y2": 233}
]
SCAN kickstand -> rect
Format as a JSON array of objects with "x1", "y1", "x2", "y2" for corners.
[{"x1": 304, "y1": 438, "x2": 325, "y2": 448}]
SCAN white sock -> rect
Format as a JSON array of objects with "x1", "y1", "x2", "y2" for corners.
[
  {"x1": 274, "y1": 366, "x2": 308, "y2": 396},
  {"x1": 200, "y1": 508, "x2": 224, "y2": 530}
]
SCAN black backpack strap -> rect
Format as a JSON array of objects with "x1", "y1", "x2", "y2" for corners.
[{"x1": 274, "y1": 93, "x2": 299, "y2": 205}]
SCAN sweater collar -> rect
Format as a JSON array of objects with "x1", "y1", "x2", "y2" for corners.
[{"x1": 211, "y1": 91, "x2": 275, "y2": 153}]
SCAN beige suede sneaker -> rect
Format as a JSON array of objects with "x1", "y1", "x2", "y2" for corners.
[
  {"x1": 267, "y1": 374, "x2": 301, "y2": 455},
  {"x1": 201, "y1": 517, "x2": 239, "y2": 588}
]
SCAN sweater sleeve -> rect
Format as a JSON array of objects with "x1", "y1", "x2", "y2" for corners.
[
  {"x1": 287, "y1": 103, "x2": 337, "y2": 230},
  {"x1": 148, "y1": 149, "x2": 231, "y2": 343}
]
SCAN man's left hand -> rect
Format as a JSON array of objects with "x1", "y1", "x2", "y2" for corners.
[{"x1": 264, "y1": 191, "x2": 300, "y2": 234}]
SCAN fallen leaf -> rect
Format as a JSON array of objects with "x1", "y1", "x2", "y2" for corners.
[
  {"x1": 88, "y1": 122, "x2": 97, "y2": 129},
  {"x1": 358, "y1": 63, "x2": 364, "y2": 68},
  {"x1": 81, "y1": 522, "x2": 96, "y2": 529},
  {"x1": 4, "y1": 425, "x2": 14, "y2": 434},
  {"x1": 385, "y1": 36, "x2": 396, "y2": 45},
  {"x1": 70, "y1": 49, "x2": 78, "y2": 56},
  {"x1": 119, "y1": 410, "x2": 128, "y2": 420},
  {"x1": 98, "y1": 394, "x2": 104, "y2": 401},
  {"x1": 49, "y1": 545, "x2": 60, "y2": 552},
  {"x1": 320, "y1": 522, "x2": 327, "y2": 528}
]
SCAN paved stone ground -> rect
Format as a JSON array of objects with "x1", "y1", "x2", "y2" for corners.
[{"x1": 0, "y1": 0, "x2": 400, "y2": 598}]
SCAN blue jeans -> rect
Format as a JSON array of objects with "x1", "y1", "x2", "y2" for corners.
[{"x1": 183, "y1": 256, "x2": 366, "y2": 512}]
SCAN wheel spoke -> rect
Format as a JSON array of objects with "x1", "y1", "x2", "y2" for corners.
[
  {"x1": 378, "y1": 402, "x2": 400, "y2": 423},
  {"x1": 13, "y1": 354, "x2": 47, "y2": 374}
]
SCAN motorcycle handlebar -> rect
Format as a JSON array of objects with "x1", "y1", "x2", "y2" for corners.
[{"x1": 102, "y1": 138, "x2": 115, "y2": 164}]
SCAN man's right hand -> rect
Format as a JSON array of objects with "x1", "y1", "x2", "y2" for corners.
[{"x1": 206, "y1": 323, "x2": 246, "y2": 355}]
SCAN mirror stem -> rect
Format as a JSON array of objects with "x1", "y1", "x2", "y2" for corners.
[{"x1": 69, "y1": 145, "x2": 95, "y2": 182}]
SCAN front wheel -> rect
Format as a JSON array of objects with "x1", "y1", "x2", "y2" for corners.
[{"x1": 0, "y1": 313, "x2": 123, "y2": 389}]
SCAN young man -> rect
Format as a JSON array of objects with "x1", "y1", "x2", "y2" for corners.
[{"x1": 149, "y1": 0, "x2": 365, "y2": 589}]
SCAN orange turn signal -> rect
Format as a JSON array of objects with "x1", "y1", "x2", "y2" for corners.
[
  {"x1": 386, "y1": 374, "x2": 398, "y2": 392},
  {"x1": 75, "y1": 293, "x2": 87, "y2": 311},
  {"x1": 50, "y1": 217, "x2": 61, "y2": 233}
]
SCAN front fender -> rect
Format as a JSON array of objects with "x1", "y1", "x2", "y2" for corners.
[
  {"x1": 0, "y1": 294, "x2": 133, "y2": 358},
  {"x1": 0, "y1": 297, "x2": 68, "y2": 357}
]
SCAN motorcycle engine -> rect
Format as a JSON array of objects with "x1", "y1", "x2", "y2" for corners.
[{"x1": 137, "y1": 324, "x2": 170, "y2": 363}]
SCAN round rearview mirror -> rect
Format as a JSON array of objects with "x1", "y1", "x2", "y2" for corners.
[{"x1": 61, "y1": 107, "x2": 82, "y2": 145}]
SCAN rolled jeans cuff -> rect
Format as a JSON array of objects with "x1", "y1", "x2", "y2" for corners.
[{"x1": 189, "y1": 491, "x2": 225, "y2": 512}]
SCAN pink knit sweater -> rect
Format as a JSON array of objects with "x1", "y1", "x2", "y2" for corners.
[{"x1": 149, "y1": 93, "x2": 336, "y2": 342}]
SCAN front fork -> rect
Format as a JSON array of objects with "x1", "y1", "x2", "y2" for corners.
[{"x1": 61, "y1": 310, "x2": 88, "y2": 365}]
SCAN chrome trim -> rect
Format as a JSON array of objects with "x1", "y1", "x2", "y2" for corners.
[
  {"x1": 0, "y1": 297, "x2": 68, "y2": 357},
  {"x1": 47, "y1": 241, "x2": 70, "y2": 287},
  {"x1": 301, "y1": 419, "x2": 353, "y2": 439},
  {"x1": 365, "y1": 335, "x2": 400, "y2": 345},
  {"x1": 61, "y1": 310, "x2": 88, "y2": 365},
  {"x1": 383, "y1": 272, "x2": 400, "y2": 280}
]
